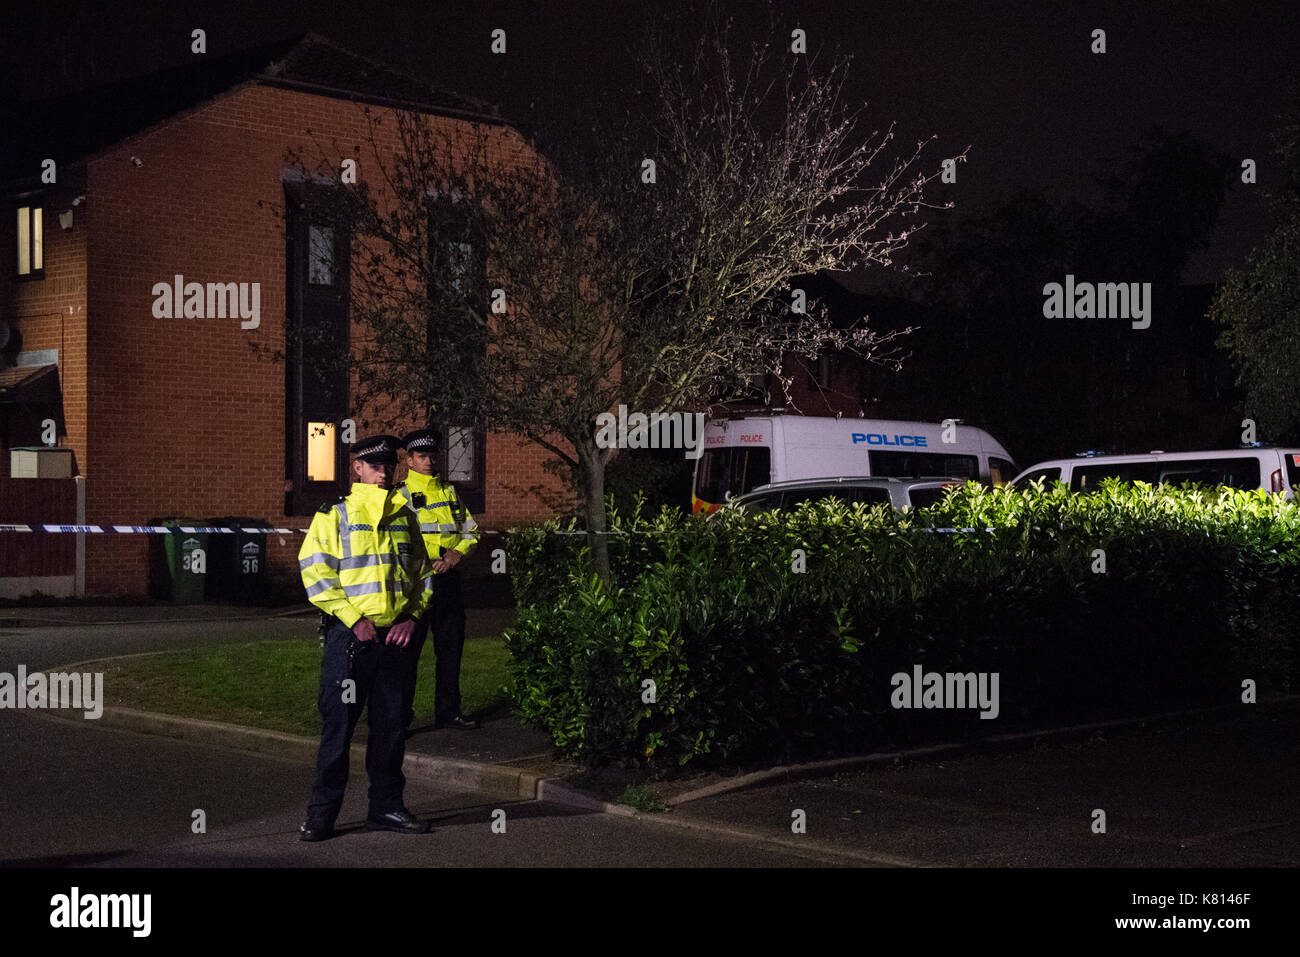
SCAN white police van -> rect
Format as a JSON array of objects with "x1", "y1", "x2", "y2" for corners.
[
  {"x1": 692, "y1": 413, "x2": 1017, "y2": 514},
  {"x1": 1011, "y1": 447, "x2": 1300, "y2": 497}
]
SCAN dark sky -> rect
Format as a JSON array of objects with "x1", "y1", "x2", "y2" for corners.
[{"x1": 3, "y1": 0, "x2": 1297, "y2": 285}]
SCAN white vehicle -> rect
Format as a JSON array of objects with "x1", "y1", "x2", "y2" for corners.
[
  {"x1": 1011, "y1": 447, "x2": 1300, "y2": 497},
  {"x1": 692, "y1": 413, "x2": 1017, "y2": 514}
]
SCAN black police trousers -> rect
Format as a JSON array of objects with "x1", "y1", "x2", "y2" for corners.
[
  {"x1": 404, "y1": 569, "x2": 468, "y2": 725},
  {"x1": 306, "y1": 617, "x2": 413, "y2": 825}
]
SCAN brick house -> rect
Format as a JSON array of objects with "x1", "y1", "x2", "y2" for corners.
[{"x1": 0, "y1": 34, "x2": 566, "y2": 598}]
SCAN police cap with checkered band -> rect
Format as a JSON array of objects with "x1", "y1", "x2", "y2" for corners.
[
  {"x1": 351, "y1": 434, "x2": 401, "y2": 465},
  {"x1": 400, "y1": 428, "x2": 442, "y2": 454}
]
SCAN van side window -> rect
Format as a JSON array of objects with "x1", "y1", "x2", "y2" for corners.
[
  {"x1": 907, "y1": 486, "x2": 952, "y2": 508},
  {"x1": 869, "y1": 450, "x2": 979, "y2": 480},
  {"x1": 848, "y1": 487, "x2": 892, "y2": 507},
  {"x1": 738, "y1": 491, "x2": 783, "y2": 511},
  {"x1": 1072, "y1": 462, "x2": 1159, "y2": 491},
  {"x1": 783, "y1": 487, "x2": 891, "y2": 509},
  {"x1": 1156, "y1": 457, "x2": 1260, "y2": 490},
  {"x1": 1013, "y1": 467, "x2": 1061, "y2": 490}
]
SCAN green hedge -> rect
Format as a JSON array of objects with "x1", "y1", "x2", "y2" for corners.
[{"x1": 502, "y1": 483, "x2": 1300, "y2": 767}]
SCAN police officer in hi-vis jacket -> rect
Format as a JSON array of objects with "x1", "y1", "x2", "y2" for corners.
[
  {"x1": 297, "y1": 435, "x2": 436, "y2": 842},
  {"x1": 395, "y1": 428, "x2": 481, "y2": 730}
]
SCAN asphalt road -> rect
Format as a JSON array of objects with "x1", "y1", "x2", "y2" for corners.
[
  {"x1": 0, "y1": 616, "x2": 845, "y2": 867},
  {"x1": 2, "y1": 616, "x2": 1296, "y2": 869},
  {"x1": 0, "y1": 708, "x2": 841, "y2": 867},
  {"x1": 669, "y1": 705, "x2": 1300, "y2": 867}
]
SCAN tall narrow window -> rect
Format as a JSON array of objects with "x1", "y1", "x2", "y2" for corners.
[
  {"x1": 813, "y1": 354, "x2": 831, "y2": 389},
  {"x1": 285, "y1": 183, "x2": 350, "y2": 514},
  {"x1": 445, "y1": 425, "x2": 476, "y2": 484},
  {"x1": 17, "y1": 206, "x2": 43, "y2": 276}
]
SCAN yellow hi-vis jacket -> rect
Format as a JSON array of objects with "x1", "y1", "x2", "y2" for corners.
[
  {"x1": 393, "y1": 470, "x2": 480, "y2": 560},
  {"x1": 298, "y1": 482, "x2": 435, "y2": 629}
]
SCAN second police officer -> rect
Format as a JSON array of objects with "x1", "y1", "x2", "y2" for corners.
[{"x1": 395, "y1": 428, "x2": 482, "y2": 730}]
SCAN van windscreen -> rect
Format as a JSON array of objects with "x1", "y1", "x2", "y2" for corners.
[{"x1": 697, "y1": 447, "x2": 772, "y2": 504}]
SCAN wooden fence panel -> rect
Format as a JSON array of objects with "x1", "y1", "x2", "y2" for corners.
[{"x1": 0, "y1": 478, "x2": 76, "y2": 576}]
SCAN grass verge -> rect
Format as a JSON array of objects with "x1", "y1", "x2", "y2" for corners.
[
  {"x1": 95, "y1": 634, "x2": 511, "y2": 737},
  {"x1": 615, "y1": 783, "x2": 671, "y2": 813}
]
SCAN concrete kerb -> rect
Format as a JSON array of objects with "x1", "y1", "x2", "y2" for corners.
[{"x1": 529, "y1": 778, "x2": 917, "y2": 867}]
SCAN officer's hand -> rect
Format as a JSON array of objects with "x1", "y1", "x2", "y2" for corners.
[
  {"x1": 442, "y1": 550, "x2": 463, "y2": 569},
  {"x1": 387, "y1": 618, "x2": 416, "y2": 647},
  {"x1": 353, "y1": 619, "x2": 377, "y2": 643}
]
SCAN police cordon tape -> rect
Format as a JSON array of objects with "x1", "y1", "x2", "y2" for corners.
[{"x1": 0, "y1": 523, "x2": 997, "y2": 536}]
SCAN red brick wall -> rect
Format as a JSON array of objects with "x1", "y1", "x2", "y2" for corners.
[
  {"x1": 76, "y1": 83, "x2": 569, "y2": 596},
  {"x1": 769, "y1": 352, "x2": 897, "y2": 420}
]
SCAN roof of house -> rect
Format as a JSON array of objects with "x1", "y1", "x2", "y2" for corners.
[
  {"x1": 793, "y1": 272, "x2": 932, "y2": 335},
  {"x1": 2, "y1": 32, "x2": 505, "y2": 185}
]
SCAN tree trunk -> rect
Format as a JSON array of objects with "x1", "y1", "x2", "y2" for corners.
[{"x1": 576, "y1": 439, "x2": 611, "y2": 582}]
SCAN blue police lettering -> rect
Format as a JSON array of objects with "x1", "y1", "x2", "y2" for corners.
[{"x1": 851, "y1": 433, "x2": 927, "y2": 447}]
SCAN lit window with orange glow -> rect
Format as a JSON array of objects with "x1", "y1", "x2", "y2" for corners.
[
  {"x1": 307, "y1": 422, "x2": 336, "y2": 482},
  {"x1": 17, "y1": 206, "x2": 43, "y2": 276}
]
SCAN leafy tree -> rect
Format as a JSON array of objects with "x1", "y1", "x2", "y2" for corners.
[{"x1": 1213, "y1": 109, "x2": 1300, "y2": 440}]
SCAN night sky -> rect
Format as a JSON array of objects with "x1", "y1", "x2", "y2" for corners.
[{"x1": 3, "y1": 0, "x2": 1297, "y2": 286}]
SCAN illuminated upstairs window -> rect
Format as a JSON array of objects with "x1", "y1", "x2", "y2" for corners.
[{"x1": 17, "y1": 206, "x2": 43, "y2": 277}]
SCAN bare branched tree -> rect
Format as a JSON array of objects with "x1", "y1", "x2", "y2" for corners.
[{"x1": 286, "y1": 13, "x2": 952, "y2": 578}]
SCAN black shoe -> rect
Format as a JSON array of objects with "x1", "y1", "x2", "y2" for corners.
[
  {"x1": 366, "y1": 808, "x2": 431, "y2": 834},
  {"x1": 299, "y1": 819, "x2": 334, "y2": 842},
  {"x1": 434, "y1": 714, "x2": 480, "y2": 730}
]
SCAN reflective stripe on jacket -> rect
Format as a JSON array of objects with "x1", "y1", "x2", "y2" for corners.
[
  {"x1": 298, "y1": 482, "x2": 435, "y2": 628},
  {"x1": 394, "y1": 470, "x2": 480, "y2": 559}
]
